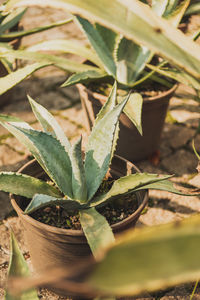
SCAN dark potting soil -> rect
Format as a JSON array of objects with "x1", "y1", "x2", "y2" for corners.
[{"x1": 30, "y1": 180, "x2": 138, "y2": 230}]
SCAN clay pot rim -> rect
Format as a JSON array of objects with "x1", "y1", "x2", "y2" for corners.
[
  {"x1": 77, "y1": 83, "x2": 177, "y2": 103},
  {"x1": 11, "y1": 155, "x2": 148, "y2": 237}
]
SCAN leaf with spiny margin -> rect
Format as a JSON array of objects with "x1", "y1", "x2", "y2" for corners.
[
  {"x1": 80, "y1": 207, "x2": 115, "y2": 259},
  {"x1": 95, "y1": 23, "x2": 119, "y2": 60},
  {"x1": 0, "y1": 119, "x2": 49, "y2": 175},
  {"x1": 90, "y1": 173, "x2": 173, "y2": 207},
  {"x1": 0, "y1": 62, "x2": 51, "y2": 95},
  {"x1": 11, "y1": 128, "x2": 73, "y2": 198},
  {"x1": 116, "y1": 38, "x2": 151, "y2": 85},
  {"x1": 0, "y1": 172, "x2": 61, "y2": 198},
  {"x1": 70, "y1": 137, "x2": 87, "y2": 203},
  {"x1": 5, "y1": 232, "x2": 39, "y2": 300},
  {"x1": 61, "y1": 70, "x2": 107, "y2": 87},
  {"x1": 84, "y1": 95, "x2": 129, "y2": 201},
  {"x1": 94, "y1": 82, "x2": 119, "y2": 159},
  {"x1": 24, "y1": 194, "x2": 81, "y2": 214},
  {"x1": 94, "y1": 81, "x2": 117, "y2": 126},
  {"x1": 118, "y1": 92, "x2": 143, "y2": 135},
  {"x1": 0, "y1": 7, "x2": 26, "y2": 35},
  {"x1": 28, "y1": 96, "x2": 71, "y2": 151},
  {"x1": 27, "y1": 39, "x2": 103, "y2": 68},
  {"x1": 76, "y1": 16, "x2": 116, "y2": 77},
  {"x1": 164, "y1": 0, "x2": 190, "y2": 28},
  {"x1": 0, "y1": 18, "x2": 73, "y2": 42},
  {"x1": 164, "y1": 0, "x2": 179, "y2": 16}
]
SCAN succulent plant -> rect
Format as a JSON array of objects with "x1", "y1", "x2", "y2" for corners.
[{"x1": 0, "y1": 82, "x2": 192, "y2": 256}]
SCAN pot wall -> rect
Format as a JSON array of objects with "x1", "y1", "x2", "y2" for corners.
[
  {"x1": 10, "y1": 156, "x2": 148, "y2": 297},
  {"x1": 78, "y1": 84, "x2": 177, "y2": 162}
]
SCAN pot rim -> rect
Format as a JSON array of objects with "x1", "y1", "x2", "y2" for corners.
[
  {"x1": 77, "y1": 83, "x2": 178, "y2": 103},
  {"x1": 11, "y1": 155, "x2": 148, "y2": 237}
]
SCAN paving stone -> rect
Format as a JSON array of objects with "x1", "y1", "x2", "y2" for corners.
[
  {"x1": 61, "y1": 85, "x2": 80, "y2": 102},
  {"x1": 162, "y1": 124, "x2": 195, "y2": 149},
  {"x1": 139, "y1": 207, "x2": 181, "y2": 226},
  {"x1": 161, "y1": 149, "x2": 197, "y2": 175},
  {"x1": 0, "y1": 145, "x2": 26, "y2": 167},
  {"x1": 34, "y1": 91, "x2": 71, "y2": 110}
]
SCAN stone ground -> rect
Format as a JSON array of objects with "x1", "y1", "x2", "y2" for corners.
[{"x1": 0, "y1": 6, "x2": 200, "y2": 300}]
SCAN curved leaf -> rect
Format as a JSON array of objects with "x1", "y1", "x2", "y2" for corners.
[
  {"x1": 164, "y1": 0, "x2": 190, "y2": 27},
  {"x1": 28, "y1": 96, "x2": 71, "y2": 151},
  {"x1": 0, "y1": 172, "x2": 61, "y2": 198},
  {"x1": 119, "y1": 92, "x2": 143, "y2": 135},
  {"x1": 80, "y1": 207, "x2": 115, "y2": 259},
  {"x1": 61, "y1": 69, "x2": 107, "y2": 87},
  {"x1": 11, "y1": 128, "x2": 73, "y2": 198},
  {"x1": 0, "y1": 7, "x2": 26, "y2": 35},
  {"x1": 24, "y1": 194, "x2": 81, "y2": 214},
  {"x1": 85, "y1": 94, "x2": 129, "y2": 201},
  {"x1": 0, "y1": 62, "x2": 51, "y2": 95},
  {"x1": 91, "y1": 173, "x2": 173, "y2": 207}
]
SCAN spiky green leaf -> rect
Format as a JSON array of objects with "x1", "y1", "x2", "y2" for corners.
[
  {"x1": 85, "y1": 94, "x2": 129, "y2": 201},
  {"x1": 12, "y1": 128, "x2": 73, "y2": 198},
  {"x1": 0, "y1": 62, "x2": 51, "y2": 95},
  {"x1": 70, "y1": 137, "x2": 87, "y2": 202},
  {"x1": 61, "y1": 70, "x2": 107, "y2": 87},
  {"x1": 116, "y1": 38, "x2": 151, "y2": 85},
  {"x1": 28, "y1": 96, "x2": 71, "y2": 151},
  {"x1": 0, "y1": 119, "x2": 49, "y2": 174},
  {"x1": 0, "y1": 172, "x2": 61, "y2": 199},
  {"x1": 24, "y1": 194, "x2": 81, "y2": 214},
  {"x1": 90, "y1": 173, "x2": 173, "y2": 207},
  {"x1": 119, "y1": 92, "x2": 143, "y2": 135},
  {"x1": 80, "y1": 207, "x2": 115, "y2": 259},
  {"x1": 76, "y1": 16, "x2": 116, "y2": 76},
  {"x1": 5, "y1": 232, "x2": 39, "y2": 300},
  {"x1": 184, "y1": 2, "x2": 200, "y2": 16}
]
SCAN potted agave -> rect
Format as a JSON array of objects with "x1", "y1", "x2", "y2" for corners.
[{"x1": 0, "y1": 84, "x2": 194, "y2": 297}]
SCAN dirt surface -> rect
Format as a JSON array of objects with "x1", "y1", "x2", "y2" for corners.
[{"x1": 0, "y1": 7, "x2": 200, "y2": 300}]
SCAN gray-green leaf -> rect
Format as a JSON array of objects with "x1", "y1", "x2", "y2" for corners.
[
  {"x1": 0, "y1": 172, "x2": 62, "y2": 198},
  {"x1": 80, "y1": 207, "x2": 115, "y2": 259}
]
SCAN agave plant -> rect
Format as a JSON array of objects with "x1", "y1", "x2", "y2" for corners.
[
  {"x1": 2, "y1": 0, "x2": 200, "y2": 94},
  {"x1": 0, "y1": 83, "x2": 193, "y2": 256}
]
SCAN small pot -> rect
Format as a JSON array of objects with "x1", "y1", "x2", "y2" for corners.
[
  {"x1": 10, "y1": 155, "x2": 148, "y2": 297},
  {"x1": 77, "y1": 84, "x2": 177, "y2": 162}
]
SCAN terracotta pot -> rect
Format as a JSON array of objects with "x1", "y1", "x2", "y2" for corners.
[
  {"x1": 77, "y1": 84, "x2": 177, "y2": 162},
  {"x1": 10, "y1": 155, "x2": 148, "y2": 297}
]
